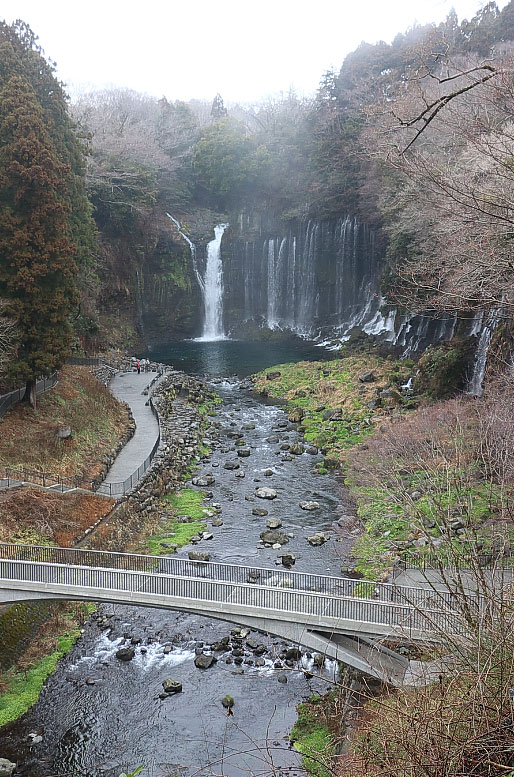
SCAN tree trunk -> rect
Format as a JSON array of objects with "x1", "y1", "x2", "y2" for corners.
[{"x1": 23, "y1": 379, "x2": 36, "y2": 408}]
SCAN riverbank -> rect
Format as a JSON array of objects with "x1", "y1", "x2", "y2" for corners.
[
  {"x1": 253, "y1": 356, "x2": 514, "y2": 777},
  {"x1": 0, "y1": 366, "x2": 217, "y2": 735}
]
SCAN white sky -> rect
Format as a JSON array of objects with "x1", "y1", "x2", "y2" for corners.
[{"x1": 0, "y1": 0, "x2": 509, "y2": 104}]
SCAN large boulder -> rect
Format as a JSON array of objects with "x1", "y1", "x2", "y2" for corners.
[
  {"x1": 266, "y1": 517, "x2": 282, "y2": 529},
  {"x1": 0, "y1": 760, "x2": 16, "y2": 777},
  {"x1": 255, "y1": 487, "x2": 277, "y2": 500},
  {"x1": 260, "y1": 529, "x2": 289, "y2": 545},
  {"x1": 194, "y1": 653, "x2": 217, "y2": 669}
]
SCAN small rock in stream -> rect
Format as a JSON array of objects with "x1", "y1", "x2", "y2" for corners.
[
  {"x1": 188, "y1": 551, "x2": 211, "y2": 562},
  {"x1": 162, "y1": 678, "x2": 183, "y2": 694},
  {"x1": 192, "y1": 475, "x2": 215, "y2": 486},
  {"x1": 115, "y1": 647, "x2": 135, "y2": 662},
  {"x1": 300, "y1": 501, "x2": 320, "y2": 511},
  {"x1": 306, "y1": 532, "x2": 329, "y2": 546},
  {"x1": 281, "y1": 553, "x2": 296, "y2": 568},
  {"x1": 255, "y1": 487, "x2": 277, "y2": 500},
  {"x1": 0, "y1": 759, "x2": 16, "y2": 777},
  {"x1": 260, "y1": 529, "x2": 289, "y2": 545}
]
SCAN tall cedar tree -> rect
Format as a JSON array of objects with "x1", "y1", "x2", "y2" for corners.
[
  {"x1": 0, "y1": 71, "x2": 78, "y2": 404},
  {"x1": 0, "y1": 20, "x2": 97, "y2": 349}
]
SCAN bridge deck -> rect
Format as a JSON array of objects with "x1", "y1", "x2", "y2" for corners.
[{"x1": 0, "y1": 544, "x2": 467, "y2": 644}]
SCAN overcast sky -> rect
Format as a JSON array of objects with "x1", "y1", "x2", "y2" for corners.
[{"x1": 0, "y1": 0, "x2": 509, "y2": 104}]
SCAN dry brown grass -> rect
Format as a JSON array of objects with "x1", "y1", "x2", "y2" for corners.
[
  {"x1": 0, "y1": 487, "x2": 114, "y2": 547},
  {"x1": 0, "y1": 366, "x2": 130, "y2": 483}
]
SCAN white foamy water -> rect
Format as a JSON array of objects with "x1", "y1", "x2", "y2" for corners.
[
  {"x1": 197, "y1": 223, "x2": 229, "y2": 341},
  {"x1": 69, "y1": 633, "x2": 195, "y2": 672}
]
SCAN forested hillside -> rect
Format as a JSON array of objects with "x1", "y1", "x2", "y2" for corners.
[
  {"x1": 64, "y1": 1, "x2": 514, "y2": 356},
  {"x1": 2, "y1": 4, "x2": 514, "y2": 363}
]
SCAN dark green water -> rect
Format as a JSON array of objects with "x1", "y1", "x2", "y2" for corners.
[{"x1": 148, "y1": 338, "x2": 335, "y2": 377}]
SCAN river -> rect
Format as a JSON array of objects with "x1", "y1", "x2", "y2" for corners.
[{"x1": 1, "y1": 341, "x2": 358, "y2": 777}]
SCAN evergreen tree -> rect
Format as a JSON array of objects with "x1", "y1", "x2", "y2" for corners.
[
  {"x1": 0, "y1": 70, "x2": 78, "y2": 404},
  {"x1": 0, "y1": 21, "x2": 97, "y2": 344},
  {"x1": 211, "y1": 93, "x2": 228, "y2": 119}
]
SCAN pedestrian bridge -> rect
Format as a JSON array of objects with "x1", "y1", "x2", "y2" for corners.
[{"x1": 0, "y1": 544, "x2": 466, "y2": 686}]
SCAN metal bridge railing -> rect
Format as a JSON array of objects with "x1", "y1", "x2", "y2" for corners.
[
  {"x1": 0, "y1": 556, "x2": 466, "y2": 638},
  {"x1": 0, "y1": 543, "x2": 464, "y2": 611}
]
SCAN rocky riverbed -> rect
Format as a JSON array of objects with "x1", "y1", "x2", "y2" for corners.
[{"x1": 0, "y1": 375, "x2": 361, "y2": 777}]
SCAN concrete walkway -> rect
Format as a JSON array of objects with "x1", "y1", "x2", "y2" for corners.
[
  {"x1": 100, "y1": 371, "x2": 160, "y2": 492},
  {"x1": 394, "y1": 566, "x2": 513, "y2": 593}
]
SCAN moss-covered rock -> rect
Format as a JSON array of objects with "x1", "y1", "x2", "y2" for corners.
[{"x1": 414, "y1": 338, "x2": 475, "y2": 399}]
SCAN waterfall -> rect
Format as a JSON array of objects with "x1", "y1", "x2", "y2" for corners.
[
  {"x1": 266, "y1": 239, "x2": 278, "y2": 328},
  {"x1": 467, "y1": 309, "x2": 502, "y2": 397},
  {"x1": 222, "y1": 214, "x2": 466, "y2": 354},
  {"x1": 166, "y1": 213, "x2": 203, "y2": 292},
  {"x1": 197, "y1": 223, "x2": 229, "y2": 341}
]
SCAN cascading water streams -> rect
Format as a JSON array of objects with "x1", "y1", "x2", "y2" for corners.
[
  {"x1": 166, "y1": 213, "x2": 203, "y2": 292},
  {"x1": 467, "y1": 308, "x2": 502, "y2": 396},
  {"x1": 198, "y1": 223, "x2": 229, "y2": 341}
]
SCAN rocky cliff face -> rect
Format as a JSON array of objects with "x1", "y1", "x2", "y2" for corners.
[{"x1": 96, "y1": 210, "x2": 205, "y2": 350}]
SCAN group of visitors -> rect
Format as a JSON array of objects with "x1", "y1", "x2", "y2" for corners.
[{"x1": 136, "y1": 358, "x2": 151, "y2": 374}]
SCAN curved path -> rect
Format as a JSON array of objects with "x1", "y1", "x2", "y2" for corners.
[{"x1": 99, "y1": 370, "x2": 159, "y2": 493}]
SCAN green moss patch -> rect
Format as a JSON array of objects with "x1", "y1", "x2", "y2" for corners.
[
  {"x1": 290, "y1": 696, "x2": 336, "y2": 777},
  {"x1": 0, "y1": 603, "x2": 95, "y2": 726},
  {"x1": 253, "y1": 356, "x2": 416, "y2": 461},
  {"x1": 143, "y1": 488, "x2": 207, "y2": 556}
]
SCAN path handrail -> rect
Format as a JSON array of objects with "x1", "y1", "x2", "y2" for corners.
[
  {"x1": 0, "y1": 467, "x2": 82, "y2": 491},
  {"x1": 0, "y1": 557, "x2": 466, "y2": 638},
  {"x1": 400, "y1": 550, "x2": 514, "y2": 570},
  {"x1": 93, "y1": 397, "x2": 160, "y2": 497},
  {"x1": 0, "y1": 372, "x2": 58, "y2": 419},
  {"x1": 0, "y1": 544, "x2": 465, "y2": 609}
]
